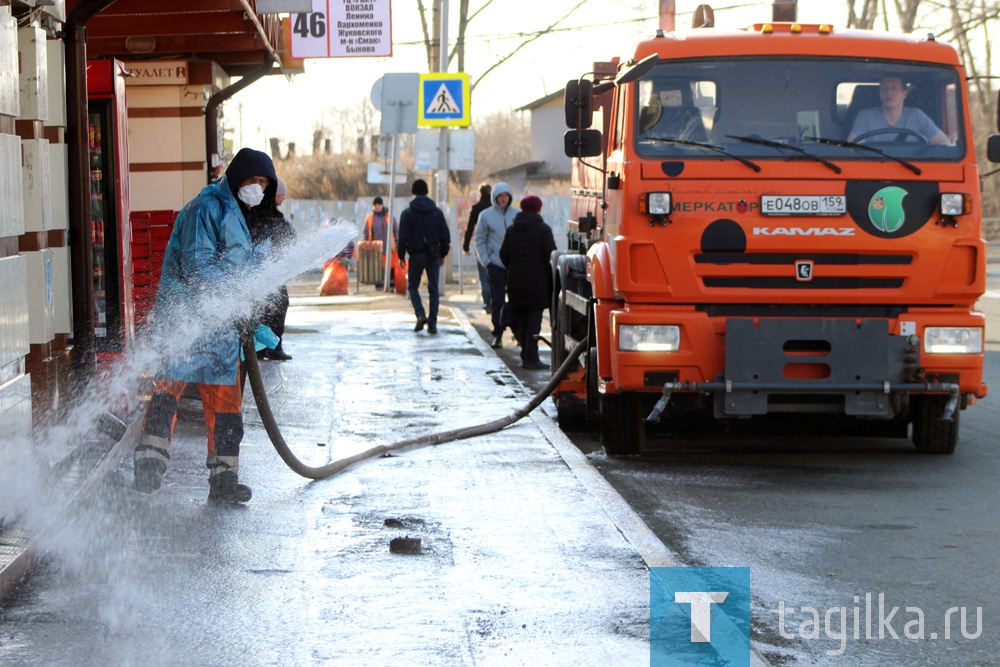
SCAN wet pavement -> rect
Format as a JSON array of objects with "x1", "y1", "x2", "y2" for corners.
[{"x1": 0, "y1": 276, "x2": 682, "y2": 665}]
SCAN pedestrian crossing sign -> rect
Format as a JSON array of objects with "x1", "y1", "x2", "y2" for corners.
[{"x1": 418, "y1": 72, "x2": 471, "y2": 127}]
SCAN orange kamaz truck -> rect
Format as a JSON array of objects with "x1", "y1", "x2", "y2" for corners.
[{"x1": 553, "y1": 2, "x2": 1000, "y2": 455}]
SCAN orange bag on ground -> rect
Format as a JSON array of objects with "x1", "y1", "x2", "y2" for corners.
[
  {"x1": 393, "y1": 254, "x2": 407, "y2": 295},
  {"x1": 320, "y1": 259, "x2": 350, "y2": 296}
]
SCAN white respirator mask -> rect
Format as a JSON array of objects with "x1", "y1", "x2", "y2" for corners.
[{"x1": 237, "y1": 183, "x2": 265, "y2": 207}]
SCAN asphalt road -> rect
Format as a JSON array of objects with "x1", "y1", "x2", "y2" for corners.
[{"x1": 468, "y1": 276, "x2": 1000, "y2": 666}]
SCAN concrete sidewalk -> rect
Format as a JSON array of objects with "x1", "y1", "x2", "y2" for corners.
[{"x1": 0, "y1": 278, "x2": 686, "y2": 665}]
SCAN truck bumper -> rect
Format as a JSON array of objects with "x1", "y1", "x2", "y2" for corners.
[{"x1": 605, "y1": 308, "x2": 987, "y2": 414}]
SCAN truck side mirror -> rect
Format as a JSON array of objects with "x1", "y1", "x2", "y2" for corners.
[
  {"x1": 988, "y1": 135, "x2": 1000, "y2": 163},
  {"x1": 564, "y1": 79, "x2": 594, "y2": 129},
  {"x1": 564, "y1": 129, "x2": 603, "y2": 158}
]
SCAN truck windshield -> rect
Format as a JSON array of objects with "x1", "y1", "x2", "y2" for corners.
[{"x1": 634, "y1": 57, "x2": 964, "y2": 162}]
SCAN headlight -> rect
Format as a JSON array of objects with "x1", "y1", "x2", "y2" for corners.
[
  {"x1": 640, "y1": 192, "x2": 672, "y2": 215},
  {"x1": 923, "y1": 327, "x2": 982, "y2": 354},
  {"x1": 940, "y1": 193, "x2": 965, "y2": 216},
  {"x1": 619, "y1": 325, "x2": 680, "y2": 351}
]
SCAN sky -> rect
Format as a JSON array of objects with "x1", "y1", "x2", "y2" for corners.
[{"x1": 230, "y1": 1, "x2": 861, "y2": 154}]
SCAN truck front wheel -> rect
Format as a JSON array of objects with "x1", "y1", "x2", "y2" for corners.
[
  {"x1": 911, "y1": 395, "x2": 959, "y2": 455},
  {"x1": 600, "y1": 393, "x2": 644, "y2": 456}
]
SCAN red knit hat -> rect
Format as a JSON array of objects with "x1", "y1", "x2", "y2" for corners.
[{"x1": 520, "y1": 195, "x2": 542, "y2": 214}]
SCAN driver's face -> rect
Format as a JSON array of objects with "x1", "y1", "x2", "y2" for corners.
[{"x1": 879, "y1": 77, "x2": 907, "y2": 110}]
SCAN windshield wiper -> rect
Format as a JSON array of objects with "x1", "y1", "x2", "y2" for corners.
[
  {"x1": 805, "y1": 137, "x2": 921, "y2": 175},
  {"x1": 726, "y1": 134, "x2": 841, "y2": 174},
  {"x1": 643, "y1": 137, "x2": 761, "y2": 172}
]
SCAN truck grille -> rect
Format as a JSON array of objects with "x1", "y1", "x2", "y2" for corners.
[
  {"x1": 695, "y1": 253, "x2": 913, "y2": 266},
  {"x1": 703, "y1": 277, "x2": 904, "y2": 289},
  {"x1": 697, "y1": 252, "x2": 911, "y2": 290}
]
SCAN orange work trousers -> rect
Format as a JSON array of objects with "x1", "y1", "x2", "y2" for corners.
[{"x1": 136, "y1": 369, "x2": 244, "y2": 477}]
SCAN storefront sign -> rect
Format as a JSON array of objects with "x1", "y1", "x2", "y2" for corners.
[{"x1": 122, "y1": 61, "x2": 189, "y2": 86}]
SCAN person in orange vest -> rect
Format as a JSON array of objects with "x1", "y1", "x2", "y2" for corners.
[{"x1": 364, "y1": 196, "x2": 398, "y2": 289}]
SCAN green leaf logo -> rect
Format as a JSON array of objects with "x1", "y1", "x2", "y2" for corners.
[{"x1": 868, "y1": 186, "x2": 907, "y2": 233}]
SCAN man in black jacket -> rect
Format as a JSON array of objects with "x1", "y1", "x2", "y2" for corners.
[
  {"x1": 397, "y1": 179, "x2": 450, "y2": 334},
  {"x1": 463, "y1": 183, "x2": 492, "y2": 312}
]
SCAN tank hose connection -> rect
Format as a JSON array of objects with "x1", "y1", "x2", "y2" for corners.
[
  {"x1": 646, "y1": 384, "x2": 673, "y2": 423},
  {"x1": 243, "y1": 336, "x2": 590, "y2": 481}
]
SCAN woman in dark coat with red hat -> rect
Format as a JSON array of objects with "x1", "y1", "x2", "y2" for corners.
[{"x1": 499, "y1": 195, "x2": 556, "y2": 370}]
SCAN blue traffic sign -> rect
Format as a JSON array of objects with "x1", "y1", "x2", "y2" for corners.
[{"x1": 418, "y1": 73, "x2": 471, "y2": 127}]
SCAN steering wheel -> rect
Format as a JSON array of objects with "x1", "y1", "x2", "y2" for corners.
[{"x1": 852, "y1": 127, "x2": 928, "y2": 144}]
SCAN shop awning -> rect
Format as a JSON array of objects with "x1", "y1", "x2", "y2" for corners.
[{"x1": 66, "y1": 0, "x2": 292, "y2": 76}]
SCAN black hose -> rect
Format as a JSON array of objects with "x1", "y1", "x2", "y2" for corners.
[{"x1": 243, "y1": 336, "x2": 590, "y2": 480}]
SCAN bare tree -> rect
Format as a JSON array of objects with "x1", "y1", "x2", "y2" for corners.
[
  {"x1": 846, "y1": 0, "x2": 925, "y2": 30},
  {"x1": 846, "y1": 0, "x2": 880, "y2": 28},
  {"x1": 328, "y1": 98, "x2": 378, "y2": 156},
  {"x1": 471, "y1": 0, "x2": 590, "y2": 92},
  {"x1": 278, "y1": 153, "x2": 384, "y2": 200},
  {"x1": 467, "y1": 108, "x2": 531, "y2": 185},
  {"x1": 892, "y1": 0, "x2": 924, "y2": 32},
  {"x1": 415, "y1": 0, "x2": 587, "y2": 92}
]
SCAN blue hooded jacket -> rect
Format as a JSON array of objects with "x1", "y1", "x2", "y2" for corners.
[{"x1": 154, "y1": 148, "x2": 277, "y2": 385}]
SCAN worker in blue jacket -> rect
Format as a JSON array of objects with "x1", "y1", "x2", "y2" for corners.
[{"x1": 134, "y1": 147, "x2": 277, "y2": 504}]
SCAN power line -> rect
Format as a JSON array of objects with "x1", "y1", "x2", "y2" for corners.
[
  {"x1": 393, "y1": 3, "x2": 768, "y2": 47},
  {"x1": 393, "y1": 16, "x2": 653, "y2": 47}
]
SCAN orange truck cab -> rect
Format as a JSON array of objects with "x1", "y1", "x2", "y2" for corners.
[{"x1": 552, "y1": 3, "x2": 1000, "y2": 455}]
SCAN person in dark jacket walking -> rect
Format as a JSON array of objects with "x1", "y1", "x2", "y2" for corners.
[
  {"x1": 498, "y1": 195, "x2": 556, "y2": 370},
  {"x1": 397, "y1": 179, "x2": 450, "y2": 334},
  {"x1": 463, "y1": 183, "x2": 492, "y2": 312}
]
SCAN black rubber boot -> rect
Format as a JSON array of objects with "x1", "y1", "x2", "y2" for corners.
[
  {"x1": 267, "y1": 345, "x2": 292, "y2": 361},
  {"x1": 133, "y1": 458, "x2": 166, "y2": 493},
  {"x1": 208, "y1": 470, "x2": 253, "y2": 504}
]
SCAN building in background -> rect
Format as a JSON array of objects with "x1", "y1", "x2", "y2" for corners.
[{"x1": 0, "y1": 0, "x2": 295, "y2": 434}]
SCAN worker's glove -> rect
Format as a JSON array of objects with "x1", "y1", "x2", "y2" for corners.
[
  {"x1": 239, "y1": 324, "x2": 279, "y2": 361},
  {"x1": 253, "y1": 324, "x2": 279, "y2": 352}
]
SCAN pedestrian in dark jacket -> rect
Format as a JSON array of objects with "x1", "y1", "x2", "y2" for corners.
[
  {"x1": 247, "y1": 176, "x2": 295, "y2": 361},
  {"x1": 397, "y1": 179, "x2": 450, "y2": 334},
  {"x1": 498, "y1": 195, "x2": 556, "y2": 370},
  {"x1": 463, "y1": 183, "x2": 492, "y2": 312}
]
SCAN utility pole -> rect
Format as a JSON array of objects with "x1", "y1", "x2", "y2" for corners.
[
  {"x1": 437, "y1": 0, "x2": 449, "y2": 207},
  {"x1": 437, "y1": 0, "x2": 451, "y2": 293}
]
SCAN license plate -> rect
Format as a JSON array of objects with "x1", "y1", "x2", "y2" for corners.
[{"x1": 760, "y1": 195, "x2": 846, "y2": 216}]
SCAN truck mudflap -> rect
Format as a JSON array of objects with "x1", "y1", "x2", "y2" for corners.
[{"x1": 645, "y1": 318, "x2": 960, "y2": 422}]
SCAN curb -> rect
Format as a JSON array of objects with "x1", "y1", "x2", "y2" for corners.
[{"x1": 451, "y1": 305, "x2": 773, "y2": 667}]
